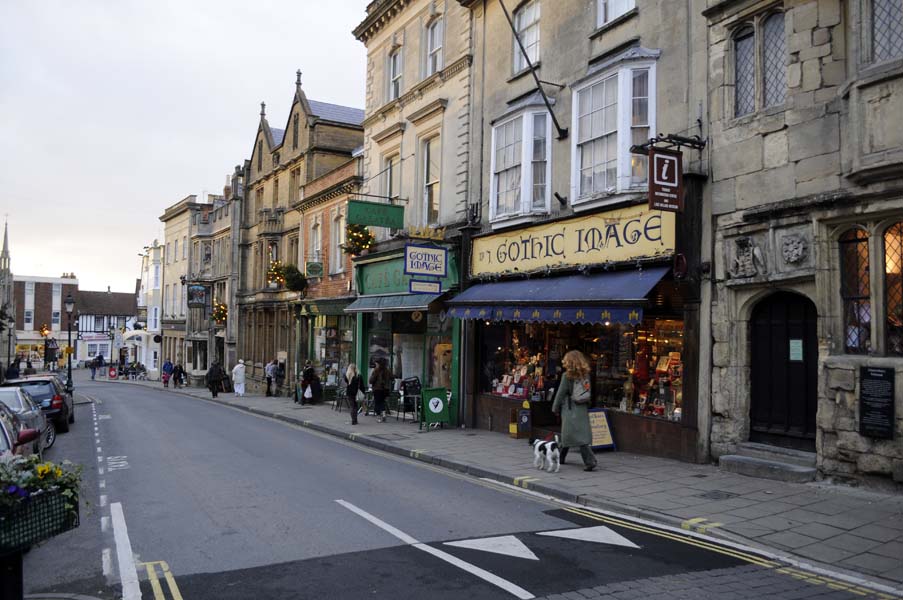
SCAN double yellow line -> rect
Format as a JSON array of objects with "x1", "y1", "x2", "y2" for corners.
[
  {"x1": 564, "y1": 507, "x2": 895, "y2": 599},
  {"x1": 139, "y1": 560, "x2": 183, "y2": 600}
]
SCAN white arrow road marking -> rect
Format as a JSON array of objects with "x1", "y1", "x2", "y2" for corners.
[
  {"x1": 336, "y1": 499, "x2": 534, "y2": 599},
  {"x1": 537, "y1": 525, "x2": 640, "y2": 549},
  {"x1": 444, "y1": 535, "x2": 539, "y2": 561}
]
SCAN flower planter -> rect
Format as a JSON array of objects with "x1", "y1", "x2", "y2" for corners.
[{"x1": 0, "y1": 490, "x2": 79, "y2": 556}]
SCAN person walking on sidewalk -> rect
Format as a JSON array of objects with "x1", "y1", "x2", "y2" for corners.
[
  {"x1": 206, "y1": 360, "x2": 224, "y2": 398},
  {"x1": 172, "y1": 362, "x2": 184, "y2": 388},
  {"x1": 368, "y1": 358, "x2": 391, "y2": 422},
  {"x1": 265, "y1": 359, "x2": 277, "y2": 397},
  {"x1": 232, "y1": 359, "x2": 246, "y2": 397},
  {"x1": 275, "y1": 361, "x2": 285, "y2": 397},
  {"x1": 161, "y1": 358, "x2": 173, "y2": 388},
  {"x1": 343, "y1": 363, "x2": 363, "y2": 425},
  {"x1": 552, "y1": 349, "x2": 598, "y2": 472}
]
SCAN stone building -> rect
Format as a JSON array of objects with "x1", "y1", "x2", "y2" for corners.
[
  {"x1": 159, "y1": 195, "x2": 201, "y2": 367},
  {"x1": 237, "y1": 73, "x2": 363, "y2": 395},
  {"x1": 452, "y1": 0, "x2": 710, "y2": 459},
  {"x1": 296, "y1": 153, "x2": 362, "y2": 391},
  {"x1": 705, "y1": 0, "x2": 903, "y2": 485},
  {"x1": 349, "y1": 0, "x2": 473, "y2": 400}
]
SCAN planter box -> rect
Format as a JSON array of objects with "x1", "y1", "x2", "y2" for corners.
[{"x1": 0, "y1": 491, "x2": 79, "y2": 556}]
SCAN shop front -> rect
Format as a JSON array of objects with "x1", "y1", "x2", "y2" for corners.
[
  {"x1": 297, "y1": 299, "x2": 356, "y2": 395},
  {"x1": 454, "y1": 205, "x2": 700, "y2": 461},
  {"x1": 347, "y1": 250, "x2": 460, "y2": 423}
]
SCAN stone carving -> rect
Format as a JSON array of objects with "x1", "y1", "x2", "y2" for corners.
[
  {"x1": 730, "y1": 237, "x2": 766, "y2": 278},
  {"x1": 781, "y1": 233, "x2": 808, "y2": 265}
]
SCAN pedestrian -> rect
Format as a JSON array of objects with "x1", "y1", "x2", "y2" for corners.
[
  {"x1": 161, "y1": 358, "x2": 173, "y2": 388},
  {"x1": 552, "y1": 350, "x2": 598, "y2": 472},
  {"x1": 172, "y1": 362, "x2": 185, "y2": 389},
  {"x1": 89, "y1": 357, "x2": 97, "y2": 380},
  {"x1": 275, "y1": 361, "x2": 286, "y2": 397},
  {"x1": 232, "y1": 359, "x2": 246, "y2": 397},
  {"x1": 206, "y1": 360, "x2": 224, "y2": 398},
  {"x1": 5, "y1": 361, "x2": 19, "y2": 380},
  {"x1": 343, "y1": 363, "x2": 363, "y2": 425},
  {"x1": 265, "y1": 359, "x2": 277, "y2": 397},
  {"x1": 368, "y1": 358, "x2": 391, "y2": 422}
]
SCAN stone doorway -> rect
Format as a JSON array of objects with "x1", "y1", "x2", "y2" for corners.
[{"x1": 749, "y1": 292, "x2": 817, "y2": 452}]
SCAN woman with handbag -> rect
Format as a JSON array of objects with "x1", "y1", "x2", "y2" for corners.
[
  {"x1": 368, "y1": 358, "x2": 390, "y2": 422},
  {"x1": 344, "y1": 363, "x2": 364, "y2": 425},
  {"x1": 552, "y1": 350, "x2": 598, "y2": 472}
]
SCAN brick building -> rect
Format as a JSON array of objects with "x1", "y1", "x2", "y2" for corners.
[{"x1": 12, "y1": 273, "x2": 79, "y2": 368}]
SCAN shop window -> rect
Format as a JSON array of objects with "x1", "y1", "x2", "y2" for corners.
[
  {"x1": 597, "y1": 0, "x2": 634, "y2": 27},
  {"x1": 426, "y1": 17, "x2": 444, "y2": 76},
  {"x1": 491, "y1": 111, "x2": 551, "y2": 221},
  {"x1": 513, "y1": 0, "x2": 540, "y2": 73},
  {"x1": 884, "y1": 222, "x2": 903, "y2": 355},
  {"x1": 423, "y1": 137, "x2": 440, "y2": 225},
  {"x1": 87, "y1": 343, "x2": 98, "y2": 358},
  {"x1": 572, "y1": 63, "x2": 655, "y2": 202},
  {"x1": 388, "y1": 48, "x2": 403, "y2": 101},
  {"x1": 839, "y1": 228, "x2": 871, "y2": 354},
  {"x1": 873, "y1": 0, "x2": 903, "y2": 62}
]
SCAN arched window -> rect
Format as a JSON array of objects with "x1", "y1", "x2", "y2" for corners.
[
  {"x1": 734, "y1": 26, "x2": 756, "y2": 117},
  {"x1": 884, "y1": 222, "x2": 903, "y2": 355},
  {"x1": 762, "y1": 13, "x2": 786, "y2": 107},
  {"x1": 839, "y1": 228, "x2": 871, "y2": 354}
]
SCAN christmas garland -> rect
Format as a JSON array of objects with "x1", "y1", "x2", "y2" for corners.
[
  {"x1": 343, "y1": 224, "x2": 375, "y2": 256},
  {"x1": 267, "y1": 260, "x2": 286, "y2": 286},
  {"x1": 212, "y1": 301, "x2": 228, "y2": 323}
]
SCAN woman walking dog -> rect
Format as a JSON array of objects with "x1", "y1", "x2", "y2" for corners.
[{"x1": 552, "y1": 350, "x2": 598, "y2": 472}]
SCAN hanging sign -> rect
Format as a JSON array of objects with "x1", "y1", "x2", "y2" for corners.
[
  {"x1": 589, "y1": 408, "x2": 616, "y2": 450},
  {"x1": 648, "y1": 147, "x2": 684, "y2": 212},
  {"x1": 187, "y1": 285, "x2": 208, "y2": 308},
  {"x1": 347, "y1": 200, "x2": 405, "y2": 229},
  {"x1": 404, "y1": 244, "x2": 447, "y2": 277},
  {"x1": 305, "y1": 262, "x2": 324, "y2": 278},
  {"x1": 859, "y1": 367, "x2": 895, "y2": 439}
]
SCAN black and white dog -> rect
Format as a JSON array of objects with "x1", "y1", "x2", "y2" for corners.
[{"x1": 531, "y1": 435, "x2": 561, "y2": 473}]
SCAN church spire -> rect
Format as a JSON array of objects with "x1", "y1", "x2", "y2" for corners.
[{"x1": 0, "y1": 219, "x2": 9, "y2": 273}]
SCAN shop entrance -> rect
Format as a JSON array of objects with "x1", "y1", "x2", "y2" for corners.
[{"x1": 749, "y1": 292, "x2": 817, "y2": 451}]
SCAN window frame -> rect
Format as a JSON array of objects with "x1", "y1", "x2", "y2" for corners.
[
  {"x1": 309, "y1": 219, "x2": 322, "y2": 265},
  {"x1": 513, "y1": 0, "x2": 541, "y2": 73},
  {"x1": 422, "y1": 136, "x2": 441, "y2": 226},
  {"x1": 597, "y1": 0, "x2": 635, "y2": 27},
  {"x1": 870, "y1": 0, "x2": 903, "y2": 64},
  {"x1": 570, "y1": 61, "x2": 657, "y2": 207},
  {"x1": 388, "y1": 48, "x2": 403, "y2": 101},
  {"x1": 489, "y1": 109, "x2": 552, "y2": 223},
  {"x1": 730, "y1": 12, "x2": 787, "y2": 119},
  {"x1": 23, "y1": 310, "x2": 33, "y2": 328},
  {"x1": 330, "y1": 211, "x2": 346, "y2": 275},
  {"x1": 426, "y1": 17, "x2": 444, "y2": 76}
]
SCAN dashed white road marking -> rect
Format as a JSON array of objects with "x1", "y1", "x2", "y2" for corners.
[
  {"x1": 99, "y1": 495, "x2": 107, "y2": 508},
  {"x1": 98, "y1": 467, "x2": 105, "y2": 476},
  {"x1": 101, "y1": 516, "x2": 110, "y2": 532},
  {"x1": 102, "y1": 548, "x2": 112, "y2": 578},
  {"x1": 336, "y1": 499, "x2": 534, "y2": 599},
  {"x1": 111, "y1": 503, "x2": 141, "y2": 600},
  {"x1": 99, "y1": 480, "x2": 106, "y2": 489}
]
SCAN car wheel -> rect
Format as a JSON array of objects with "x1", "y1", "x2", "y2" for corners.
[
  {"x1": 44, "y1": 422, "x2": 56, "y2": 449},
  {"x1": 57, "y1": 415, "x2": 70, "y2": 434},
  {"x1": 68, "y1": 405, "x2": 75, "y2": 424}
]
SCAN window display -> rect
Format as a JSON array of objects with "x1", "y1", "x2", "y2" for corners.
[
  {"x1": 478, "y1": 317, "x2": 684, "y2": 421},
  {"x1": 313, "y1": 314, "x2": 354, "y2": 385}
]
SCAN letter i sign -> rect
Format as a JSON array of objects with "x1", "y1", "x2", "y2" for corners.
[{"x1": 648, "y1": 147, "x2": 683, "y2": 213}]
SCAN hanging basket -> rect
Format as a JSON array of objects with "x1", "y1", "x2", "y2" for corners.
[{"x1": 0, "y1": 489, "x2": 79, "y2": 556}]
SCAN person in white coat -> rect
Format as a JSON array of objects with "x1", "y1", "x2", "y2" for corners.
[{"x1": 232, "y1": 359, "x2": 247, "y2": 397}]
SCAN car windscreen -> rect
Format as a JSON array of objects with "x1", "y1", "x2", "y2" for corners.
[
  {"x1": 0, "y1": 389, "x2": 25, "y2": 412},
  {"x1": 11, "y1": 382, "x2": 54, "y2": 401}
]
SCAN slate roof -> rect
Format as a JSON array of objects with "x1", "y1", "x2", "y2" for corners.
[
  {"x1": 271, "y1": 128, "x2": 285, "y2": 146},
  {"x1": 308, "y1": 100, "x2": 365, "y2": 126},
  {"x1": 75, "y1": 291, "x2": 136, "y2": 317}
]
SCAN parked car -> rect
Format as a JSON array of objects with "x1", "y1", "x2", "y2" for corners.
[
  {"x1": 1, "y1": 376, "x2": 74, "y2": 435},
  {"x1": 0, "y1": 401, "x2": 40, "y2": 458},
  {"x1": 0, "y1": 387, "x2": 52, "y2": 452}
]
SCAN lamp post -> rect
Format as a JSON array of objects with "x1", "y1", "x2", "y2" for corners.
[
  {"x1": 109, "y1": 326, "x2": 116, "y2": 378},
  {"x1": 64, "y1": 294, "x2": 75, "y2": 393},
  {"x1": 5, "y1": 313, "x2": 12, "y2": 373}
]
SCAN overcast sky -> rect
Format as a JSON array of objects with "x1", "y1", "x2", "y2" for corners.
[{"x1": 0, "y1": 0, "x2": 367, "y2": 293}]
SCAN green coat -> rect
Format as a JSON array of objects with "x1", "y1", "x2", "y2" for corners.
[{"x1": 552, "y1": 374, "x2": 593, "y2": 448}]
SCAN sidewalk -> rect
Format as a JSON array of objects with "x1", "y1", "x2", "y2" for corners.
[{"x1": 95, "y1": 378, "x2": 903, "y2": 589}]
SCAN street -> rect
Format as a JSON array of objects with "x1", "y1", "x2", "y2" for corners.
[{"x1": 23, "y1": 376, "x2": 897, "y2": 600}]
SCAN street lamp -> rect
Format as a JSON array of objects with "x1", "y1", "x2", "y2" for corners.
[
  {"x1": 64, "y1": 293, "x2": 75, "y2": 393},
  {"x1": 5, "y1": 311, "x2": 12, "y2": 373}
]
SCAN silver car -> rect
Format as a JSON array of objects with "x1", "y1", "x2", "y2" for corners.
[{"x1": 0, "y1": 386, "x2": 51, "y2": 454}]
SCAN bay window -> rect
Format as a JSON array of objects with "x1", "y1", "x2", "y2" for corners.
[
  {"x1": 571, "y1": 63, "x2": 656, "y2": 204},
  {"x1": 490, "y1": 110, "x2": 551, "y2": 222}
]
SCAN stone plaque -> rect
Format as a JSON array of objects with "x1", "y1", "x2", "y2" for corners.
[{"x1": 859, "y1": 366, "x2": 895, "y2": 439}]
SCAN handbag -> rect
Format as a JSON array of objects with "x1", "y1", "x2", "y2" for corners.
[
  {"x1": 356, "y1": 389, "x2": 365, "y2": 403},
  {"x1": 572, "y1": 377, "x2": 592, "y2": 405},
  {"x1": 304, "y1": 385, "x2": 313, "y2": 399}
]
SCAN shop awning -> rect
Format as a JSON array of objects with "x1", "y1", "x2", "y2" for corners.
[
  {"x1": 298, "y1": 299, "x2": 353, "y2": 316},
  {"x1": 345, "y1": 293, "x2": 443, "y2": 313},
  {"x1": 447, "y1": 266, "x2": 669, "y2": 325}
]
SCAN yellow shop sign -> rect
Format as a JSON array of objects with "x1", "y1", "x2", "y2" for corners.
[{"x1": 471, "y1": 206, "x2": 675, "y2": 276}]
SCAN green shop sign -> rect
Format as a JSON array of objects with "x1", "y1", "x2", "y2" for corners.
[
  {"x1": 359, "y1": 255, "x2": 458, "y2": 295},
  {"x1": 348, "y1": 200, "x2": 405, "y2": 229}
]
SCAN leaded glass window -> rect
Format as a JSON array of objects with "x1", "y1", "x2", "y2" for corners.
[
  {"x1": 840, "y1": 229, "x2": 871, "y2": 354},
  {"x1": 873, "y1": 0, "x2": 903, "y2": 62},
  {"x1": 762, "y1": 14, "x2": 786, "y2": 107},
  {"x1": 734, "y1": 27, "x2": 755, "y2": 117},
  {"x1": 885, "y1": 222, "x2": 903, "y2": 355}
]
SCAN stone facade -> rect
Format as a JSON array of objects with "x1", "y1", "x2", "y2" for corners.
[
  {"x1": 159, "y1": 195, "x2": 199, "y2": 368},
  {"x1": 236, "y1": 74, "x2": 363, "y2": 395},
  {"x1": 705, "y1": 0, "x2": 903, "y2": 485}
]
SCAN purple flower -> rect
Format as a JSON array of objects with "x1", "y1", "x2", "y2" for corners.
[{"x1": 5, "y1": 485, "x2": 18, "y2": 495}]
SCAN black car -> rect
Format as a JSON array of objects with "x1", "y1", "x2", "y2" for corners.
[{"x1": 1, "y1": 375, "x2": 74, "y2": 434}]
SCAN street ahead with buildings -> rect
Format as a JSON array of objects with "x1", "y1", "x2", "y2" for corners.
[{"x1": 2, "y1": 0, "x2": 903, "y2": 598}]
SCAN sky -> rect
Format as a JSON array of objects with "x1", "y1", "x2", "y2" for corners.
[{"x1": 0, "y1": 0, "x2": 367, "y2": 293}]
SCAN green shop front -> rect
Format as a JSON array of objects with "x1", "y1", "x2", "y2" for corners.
[{"x1": 347, "y1": 250, "x2": 461, "y2": 425}]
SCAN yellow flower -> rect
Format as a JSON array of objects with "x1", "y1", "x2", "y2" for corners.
[
  {"x1": 36, "y1": 464, "x2": 51, "y2": 478},
  {"x1": 55, "y1": 467, "x2": 63, "y2": 478}
]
